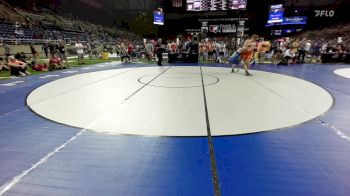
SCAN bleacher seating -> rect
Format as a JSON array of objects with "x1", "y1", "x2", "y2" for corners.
[
  {"x1": 0, "y1": 3, "x2": 139, "y2": 44},
  {"x1": 0, "y1": 23, "x2": 16, "y2": 38}
]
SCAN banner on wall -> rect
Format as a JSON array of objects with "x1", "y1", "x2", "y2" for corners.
[{"x1": 208, "y1": 24, "x2": 237, "y2": 33}]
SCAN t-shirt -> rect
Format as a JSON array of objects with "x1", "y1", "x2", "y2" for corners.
[
  {"x1": 58, "y1": 45, "x2": 65, "y2": 54},
  {"x1": 171, "y1": 43, "x2": 177, "y2": 53},
  {"x1": 207, "y1": 43, "x2": 213, "y2": 52},
  {"x1": 4, "y1": 45, "x2": 10, "y2": 55},
  {"x1": 145, "y1": 43, "x2": 154, "y2": 53},
  {"x1": 155, "y1": 43, "x2": 163, "y2": 54},
  {"x1": 284, "y1": 49, "x2": 295, "y2": 57},
  {"x1": 219, "y1": 44, "x2": 226, "y2": 52},
  {"x1": 304, "y1": 42, "x2": 312, "y2": 52},
  {"x1": 75, "y1": 43, "x2": 84, "y2": 54},
  {"x1": 128, "y1": 44, "x2": 133, "y2": 53}
]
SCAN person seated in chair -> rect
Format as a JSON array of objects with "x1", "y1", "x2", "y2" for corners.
[{"x1": 281, "y1": 47, "x2": 296, "y2": 65}]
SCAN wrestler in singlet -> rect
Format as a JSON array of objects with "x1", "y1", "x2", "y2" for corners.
[{"x1": 240, "y1": 34, "x2": 259, "y2": 76}]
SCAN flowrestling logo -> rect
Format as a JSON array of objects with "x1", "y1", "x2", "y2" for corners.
[
  {"x1": 315, "y1": 10, "x2": 335, "y2": 17},
  {"x1": 209, "y1": 24, "x2": 236, "y2": 33}
]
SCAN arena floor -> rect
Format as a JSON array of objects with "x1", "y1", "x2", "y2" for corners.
[{"x1": 0, "y1": 62, "x2": 350, "y2": 195}]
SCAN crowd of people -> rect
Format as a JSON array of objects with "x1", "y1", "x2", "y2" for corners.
[
  {"x1": 270, "y1": 37, "x2": 349, "y2": 65},
  {"x1": 1, "y1": 32, "x2": 350, "y2": 78},
  {"x1": 0, "y1": 43, "x2": 67, "y2": 77},
  {"x1": 0, "y1": 36, "x2": 145, "y2": 77}
]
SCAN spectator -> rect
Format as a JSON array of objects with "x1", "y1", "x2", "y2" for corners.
[
  {"x1": 42, "y1": 42, "x2": 49, "y2": 58},
  {"x1": 7, "y1": 56, "x2": 31, "y2": 76},
  {"x1": 170, "y1": 41, "x2": 177, "y2": 53},
  {"x1": 280, "y1": 39, "x2": 288, "y2": 53},
  {"x1": 49, "y1": 54, "x2": 65, "y2": 71},
  {"x1": 207, "y1": 41, "x2": 214, "y2": 61},
  {"x1": 120, "y1": 42, "x2": 130, "y2": 63},
  {"x1": 145, "y1": 41, "x2": 154, "y2": 61},
  {"x1": 304, "y1": 40, "x2": 312, "y2": 61},
  {"x1": 0, "y1": 57, "x2": 9, "y2": 71},
  {"x1": 30, "y1": 60, "x2": 48, "y2": 71},
  {"x1": 14, "y1": 52, "x2": 27, "y2": 63},
  {"x1": 49, "y1": 42, "x2": 58, "y2": 57},
  {"x1": 86, "y1": 42, "x2": 92, "y2": 59},
  {"x1": 58, "y1": 42, "x2": 69, "y2": 66},
  {"x1": 283, "y1": 47, "x2": 296, "y2": 65},
  {"x1": 188, "y1": 37, "x2": 199, "y2": 54},
  {"x1": 335, "y1": 44, "x2": 346, "y2": 61},
  {"x1": 128, "y1": 42, "x2": 134, "y2": 57},
  {"x1": 272, "y1": 50, "x2": 284, "y2": 65},
  {"x1": 155, "y1": 38, "x2": 164, "y2": 66},
  {"x1": 226, "y1": 38, "x2": 237, "y2": 56},
  {"x1": 321, "y1": 41, "x2": 328, "y2": 53},
  {"x1": 297, "y1": 38, "x2": 307, "y2": 63},
  {"x1": 292, "y1": 39, "x2": 299, "y2": 56},
  {"x1": 257, "y1": 41, "x2": 267, "y2": 64},
  {"x1": 115, "y1": 42, "x2": 121, "y2": 57},
  {"x1": 313, "y1": 40, "x2": 322, "y2": 62},
  {"x1": 75, "y1": 40, "x2": 84, "y2": 65},
  {"x1": 199, "y1": 41, "x2": 207, "y2": 61},
  {"x1": 166, "y1": 42, "x2": 172, "y2": 53},
  {"x1": 4, "y1": 43, "x2": 11, "y2": 62},
  {"x1": 30, "y1": 44, "x2": 37, "y2": 59},
  {"x1": 91, "y1": 43, "x2": 100, "y2": 59}
]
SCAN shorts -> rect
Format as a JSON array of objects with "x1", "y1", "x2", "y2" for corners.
[
  {"x1": 241, "y1": 51, "x2": 253, "y2": 61},
  {"x1": 229, "y1": 52, "x2": 240, "y2": 64}
]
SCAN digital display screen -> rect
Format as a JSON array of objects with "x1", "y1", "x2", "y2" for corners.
[
  {"x1": 282, "y1": 16, "x2": 307, "y2": 25},
  {"x1": 270, "y1": 4, "x2": 283, "y2": 9},
  {"x1": 266, "y1": 16, "x2": 307, "y2": 27},
  {"x1": 283, "y1": 29, "x2": 296, "y2": 34},
  {"x1": 153, "y1": 11, "x2": 164, "y2": 25},
  {"x1": 268, "y1": 12, "x2": 284, "y2": 23},
  {"x1": 267, "y1": 4, "x2": 284, "y2": 24},
  {"x1": 186, "y1": 0, "x2": 247, "y2": 11}
]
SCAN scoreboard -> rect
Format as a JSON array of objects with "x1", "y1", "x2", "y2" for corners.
[{"x1": 186, "y1": 0, "x2": 247, "y2": 11}]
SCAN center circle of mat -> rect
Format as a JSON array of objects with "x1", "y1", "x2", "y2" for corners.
[
  {"x1": 138, "y1": 73, "x2": 219, "y2": 88},
  {"x1": 26, "y1": 66, "x2": 333, "y2": 137}
]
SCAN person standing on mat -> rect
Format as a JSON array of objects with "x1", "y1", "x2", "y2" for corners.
[
  {"x1": 240, "y1": 34, "x2": 259, "y2": 76},
  {"x1": 230, "y1": 34, "x2": 259, "y2": 75},
  {"x1": 155, "y1": 38, "x2": 164, "y2": 66}
]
